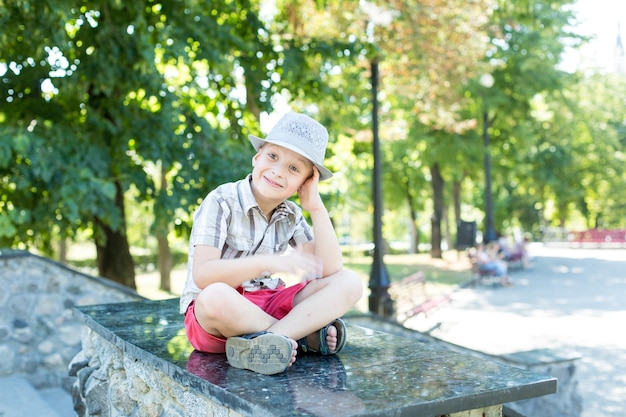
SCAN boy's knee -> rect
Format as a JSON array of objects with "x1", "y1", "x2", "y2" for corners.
[
  {"x1": 196, "y1": 282, "x2": 237, "y2": 314},
  {"x1": 340, "y1": 269, "x2": 364, "y2": 302}
]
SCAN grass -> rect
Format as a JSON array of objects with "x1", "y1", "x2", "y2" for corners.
[
  {"x1": 342, "y1": 251, "x2": 473, "y2": 314},
  {"x1": 344, "y1": 251, "x2": 471, "y2": 287}
]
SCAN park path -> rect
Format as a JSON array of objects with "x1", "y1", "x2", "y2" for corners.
[{"x1": 405, "y1": 245, "x2": 626, "y2": 417}]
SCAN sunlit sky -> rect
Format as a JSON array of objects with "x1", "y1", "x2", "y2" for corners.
[{"x1": 565, "y1": 0, "x2": 626, "y2": 71}]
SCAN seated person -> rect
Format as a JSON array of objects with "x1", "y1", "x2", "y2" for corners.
[
  {"x1": 497, "y1": 233, "x2": 513, "y2": 260},
  {"x1": 509, "y1": 235, "x2": 531, "y2": 268},
  {"x1": 476, "y1": 241, "x2": 513, "y2": 286}
]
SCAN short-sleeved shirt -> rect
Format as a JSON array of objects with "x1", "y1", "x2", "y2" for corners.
[{"x1": 179, "y1": 174, "x2": 314, "y2": 314}]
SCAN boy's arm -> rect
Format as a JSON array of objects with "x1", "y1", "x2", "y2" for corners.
[
  {"x1": 304, "y1": 206, "x2": 343, "y2": 277},
  {"x1": 192, "y1": 245, "x2": 323, "y2": 290},
  {"x1": 192, "y1": 245, "x2": 274, "y2": 289},
  {"x1": 298, "y1": 168, "x2": 343, "y2": 277}
]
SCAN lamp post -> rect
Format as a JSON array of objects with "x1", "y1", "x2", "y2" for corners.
[
  {"x1": 479, "y1": 73, "x2": 497, "y2": 243},
  {"x1": 361, "y1": 1, "x2": 394, "y2": 318},
  {"x1": 368, "y1": 59, "x2": 393, "y2": 318}
]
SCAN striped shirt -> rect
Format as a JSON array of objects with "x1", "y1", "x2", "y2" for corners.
[{"x1": 179, "y1": 174, "x2": 314, "y2": 314}]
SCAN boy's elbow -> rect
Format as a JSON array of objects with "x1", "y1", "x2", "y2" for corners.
[
  {"x1": 192, "y1": 260, "x2": 218, "y2": 289},
  {"x1": 323, "y1": 262, "x2": 344, "y2": 278}
]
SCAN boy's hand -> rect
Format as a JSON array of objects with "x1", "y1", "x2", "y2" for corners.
[
  {"x1": 298, "y1": 167, "x2": 324, "y2": 213},
  {"x1": 277, "y1": 250, "x2": 323, "y2": 281}
]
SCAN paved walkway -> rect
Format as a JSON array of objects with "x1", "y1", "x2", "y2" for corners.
[{"x1": 405, "y1": 244, "x2": 626, "y2": 417}]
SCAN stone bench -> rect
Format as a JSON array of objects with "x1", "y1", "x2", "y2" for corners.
[{"x1": 71, "y1": 298, "x2": 556, "y2": 417}]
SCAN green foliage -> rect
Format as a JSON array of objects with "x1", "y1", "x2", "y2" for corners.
[
  {"x1": 0, "y1": 0, "x2": 277, "y2": 268},
  {"x1": 1, "y1": 0, "x2": 625, "y2": 279},
  {"x1": 0, "y1": 0, "x2": 366, "y2": 272}
]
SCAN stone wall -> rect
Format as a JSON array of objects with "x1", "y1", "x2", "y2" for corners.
[
  {"x1": 70, "y1": 328, "x2": 239, "y2": 417},
  {"x1": 0, "y1": 250, "x2": 142, "y2": 390},
  {"x1": 502, "y1": 350, "x2": 583, "y2": 417}
]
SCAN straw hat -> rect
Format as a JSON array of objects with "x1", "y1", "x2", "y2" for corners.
[{"x1": 249, "y1": 112, "x2": 333, "y2": 181}]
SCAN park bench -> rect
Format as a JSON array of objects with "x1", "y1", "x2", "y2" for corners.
[
  {"x1": 467, "y1": 249, "x2": 500, "y2": 287},
  {"x1": 568, "y1": 229, "x2": 626, "y2": 247},
  {"x1": 505, "y1": 252, "x2": 525, "y2": 270},
  {"x1": 390, "y1": 271, "x2": 452, "y2": 322}
]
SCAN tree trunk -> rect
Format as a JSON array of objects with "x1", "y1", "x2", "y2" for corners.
[
  {"x1": 58, "y1": 239, "x2": 67, "y2": 264},
  {"x1": 406, "y1": 190, "x2": 419, "y2": 254},
  {"x1": 443, "y1": 204, "x2": 451, "y2": 251},
  {"x1": 452, "y1": 179, "x2": 461, "y2": 253},
  {"x1": 95, "y1": 180, "x2": 136, "y2": 289},
  {"x1": 157, "y1": 234, "x2": 172, "y2": 292},
  {"x1": 430, "y1": 163, "x2": 444, "y2": 259},
  {"x1": 96, "y1": 225, "x2": 136, "y2": 289},
  {"x1": 157, "y1": 165, "x2": 172, "y2": 292},
  {"x1": 452, "y1": 180, "x2": 461, "y2": 227}
]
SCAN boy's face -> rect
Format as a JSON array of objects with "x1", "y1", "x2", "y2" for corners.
[{"x1": 251, "y1": 143, "x2": 314, "y2": 201}]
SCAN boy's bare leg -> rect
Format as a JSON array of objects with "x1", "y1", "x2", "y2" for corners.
[
  {"x1": 193, "y1": 283, "x2": 298, "y2": 366},
  {"x1": 267, "y1": 269, "x2": 363, "y2": 346},
  {"x1": 193, "y1": 270, "x2": 362, "y2": 363},
  {"x1": 193, "y1": 282, "x2": 280, "y2": 337}
]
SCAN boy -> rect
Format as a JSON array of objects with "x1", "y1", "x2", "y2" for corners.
[{"x1": 180, "y1": 112, "x2": 363, "y2": 375}]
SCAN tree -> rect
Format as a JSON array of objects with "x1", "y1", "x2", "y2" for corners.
[
  {"x1": 528, "y1": 71, "x2": 626, "y2": 230},
  {"x1": 0, "y1": 0, "x2": 364, "y2": 289},
  {"x1": 374, "y1": 0, "x2": 495, "y2": 257},
  {"x1": 0, "y1": 1, "x2": 269, "y2": 286},
  {"x1": 459, "y1": 0, "x2": 583, "y2": 239},
  {"x1": 384, "y1": 136, "x2": 429, "y2": 253}
]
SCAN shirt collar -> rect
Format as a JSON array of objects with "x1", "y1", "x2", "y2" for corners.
[{"x1": 239, "y1": 174, "x2": 296, "y2": 220}]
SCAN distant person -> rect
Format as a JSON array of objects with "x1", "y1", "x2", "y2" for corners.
[
  {"x1": 476, "y1": 241, "x2": 513, "y2": 286},
  {"x1": 497, "y1": 233, "x2": 513, "y2": 260},
  {"x1": 180, "y1": 112, "x2": 363, "y2": 375},
  {"x1": 509, "y1": 234, "x2": 531, "y2": 269}
]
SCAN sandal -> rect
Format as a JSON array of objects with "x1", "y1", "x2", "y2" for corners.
[
  {"x1": 225, "y1": 332, "x2": 293, "y2": 375},
  {"x1": 298, "y1": 318, "x2": 347, "y2": 355}
]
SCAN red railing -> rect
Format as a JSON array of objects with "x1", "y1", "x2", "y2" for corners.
[{"x1": 568, "y1": 229, "x2": 626, "y2": 246}]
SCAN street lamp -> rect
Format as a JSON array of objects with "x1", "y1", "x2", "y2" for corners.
[
  {"x1": 368, "y1": 58, "x2": 394, "y2": 318},
  {"x1": 479, "y1": 73, "x2": 497, "y2": 243},
  {"x1": 362, "y1": 2, "x2": 394, "y2": 318}
]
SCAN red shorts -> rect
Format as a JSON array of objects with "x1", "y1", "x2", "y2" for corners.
[{"x1": 184, "y1": 282, "x2": 309, "y2": 353}]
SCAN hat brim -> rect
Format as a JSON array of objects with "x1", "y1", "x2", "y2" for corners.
[{"x1": 249, "y1": 135, "x2": 333, "y2": 181}]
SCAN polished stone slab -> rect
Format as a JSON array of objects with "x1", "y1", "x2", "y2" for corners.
[{"x1": 76, "y1": 298, "x2": 557, "y2": 417}]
